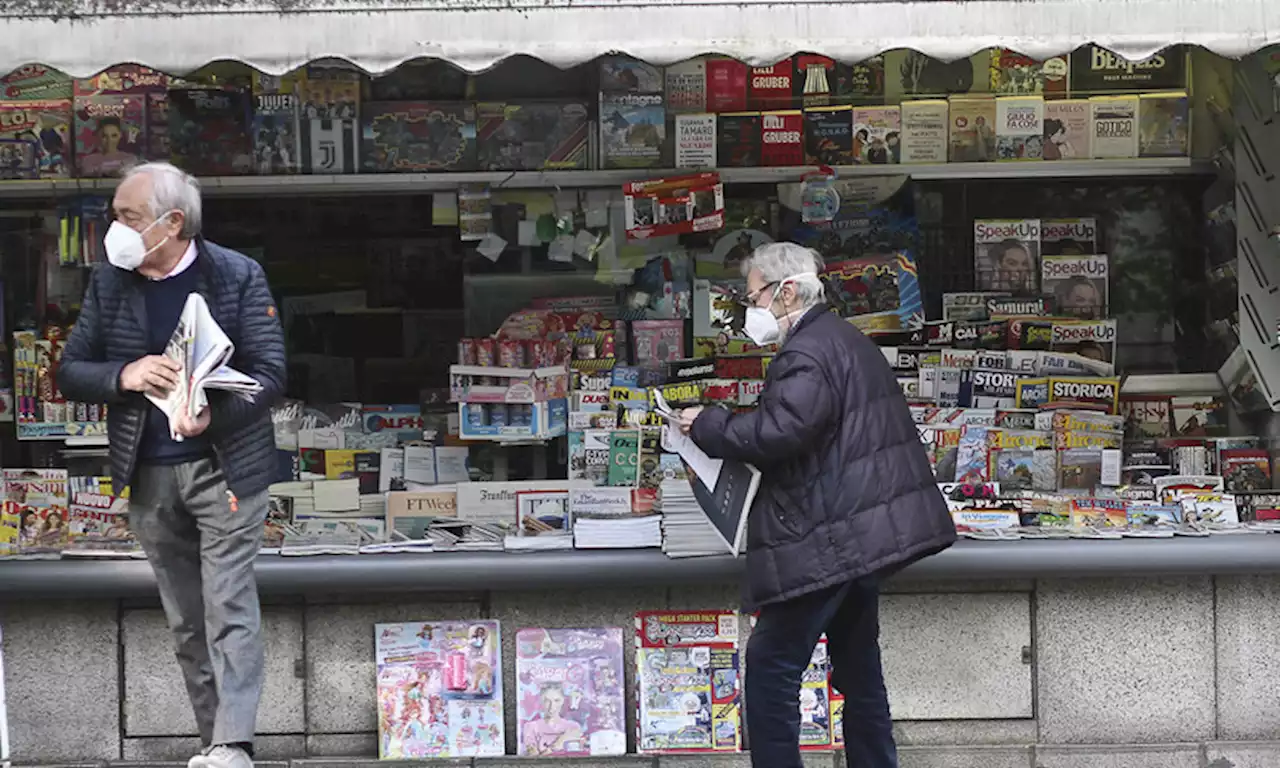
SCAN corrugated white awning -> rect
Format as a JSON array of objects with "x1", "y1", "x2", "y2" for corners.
[{"x1": 1, "y1": 0, "x2": 1278, "y2": 77}]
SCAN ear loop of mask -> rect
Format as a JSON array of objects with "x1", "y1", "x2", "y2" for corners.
[{"x1": 139, "y1": 209, "x2": 180, "y2": 260}]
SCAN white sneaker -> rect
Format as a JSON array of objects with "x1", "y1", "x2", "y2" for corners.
[{"x1": 188, "y1": 744, "x2": 254, "y2": 768}]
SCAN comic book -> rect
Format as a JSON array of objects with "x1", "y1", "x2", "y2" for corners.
[
  {"x1": 821, "y1": 253, "x2": 924, "y2": 332},
  {"x1": 1089, "y1": 95, "x2": 1139, "y2": 159},
  {"x1": 1041, "y1": 254, "x2": 1108, "y2": 319},
  {"x1": 634, "y1": 610, "x2": 742, "y2": 753},
  {"x1": 1220, "y1": 449, "x2": 1271, "y2": 492},
  {"x1": 362, "y1": 102, "x2": 477, "y2": 173},
  {"x1": 851, "y1": 106, "x2": 900, "y2": 165},
  {"x1": 1138, "y1": 91, "x2": 1189, "y2": 157},
  {"x1": 1069, "y1": 497, "x2": 1128, "y2": 527},
  {"x1": 4, "y1": 468, "x2": 69, "y2": 553},
  {"x1": 0, "y1": 100, "x2": 71, "y2": 178},
  {"x1": 1041, "y1": 218, "x2": 1097, "y2": 255},
  {"x1": 375, "y1": 620, "x2": 504, "y2": 759},
  {"x1": 948, "y1": 96, "x2": 996, "y2": 162},
  {"x1": 1042, "y1": 99, "x2": 1090, "y2": 161},
  {"x1": 73, "y1": 94, "x2": 146, "y2": 178},
  {"x1": 973, "y1": 219, "x2": 1041, "y2": 293},
  {"x1": 475, "y1": 101, "x2": 589, "y2": 171},
  {"x1": 66, "y1": 475, "x2": 134, "y2": 551},
  {"x1": 515, "y1": 628, "x2": 626, "y2": 756},
  {"x1": 989, "y1": 49, "x2": 1069, "y2": 96},
  {"x1": 251, "y1": 73, "x2": 302, "y2": 175},
  {"x1": 168, "y1": 87, "x2": 254, "y2": 176},
  {"x1": 995, "y1": 96, "x2": 1045, "y2": 160}
]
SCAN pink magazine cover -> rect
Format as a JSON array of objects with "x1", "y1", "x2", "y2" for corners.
[
  {"x1": 515, "y1": 627, "x2": 627, "y2": 756},
  {"x1": 374, "y1": 620, "x2": 504, "y2": 759}
]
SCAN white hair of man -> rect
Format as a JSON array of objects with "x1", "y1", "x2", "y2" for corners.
[
  {"x1": 742, "y1": 242, "x2": 827, "y2": 309},
  {"x1": 122, "y1": 162, "x2": 203, "y2": 240}
]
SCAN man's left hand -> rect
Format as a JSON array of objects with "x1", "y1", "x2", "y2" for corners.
[
  {"x1": 175, "y1": 407, "x2": 211, "y2": 438},
  {"x1": 676, "y1": 406, "x2": 704, "y2": 434}
]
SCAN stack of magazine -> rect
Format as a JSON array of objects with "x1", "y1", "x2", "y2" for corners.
[
  {"x1": 653, "y1": 394, "x2": 761, "y2": 557},
  {"x1": 658, "y1": 480, "x2": 729, "y2": 558},
  {"x1": 146, "y1": 293, "x2": 263, "y2": 439},
  {"x1": 573, "y1": 514, "x2": 662, "y2": 549}
]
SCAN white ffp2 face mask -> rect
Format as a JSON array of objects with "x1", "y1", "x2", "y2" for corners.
[
  {"x1": 103, "y1": 211, "x2": 176, "y2": 271},
  {"x1": 742, "y1": 272, "x2": 818, "y2": 346}
]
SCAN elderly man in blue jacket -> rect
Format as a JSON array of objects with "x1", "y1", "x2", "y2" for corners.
[
  {"x1": 60, "y1": 162, "x2": 285, "y2": 768},
  {"x1": 677, "y1": 242, "x2": 955, "y2": 768}
]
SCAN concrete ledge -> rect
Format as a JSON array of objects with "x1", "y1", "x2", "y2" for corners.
[{"x1": 4, "y1": 537, "x2": 1280, "y2": 599}]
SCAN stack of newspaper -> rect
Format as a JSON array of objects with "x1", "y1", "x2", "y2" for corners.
[
  {"x1": 658, "y1": 480, "x2": 730, "y2": 558},
  {"x1": 146, "y1": 293, "x2": 263, "y2": 440}
]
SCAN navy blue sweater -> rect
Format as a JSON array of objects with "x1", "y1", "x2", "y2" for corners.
[{"x1": 138, "y1": 262, "x2": 211, "y2": 464}]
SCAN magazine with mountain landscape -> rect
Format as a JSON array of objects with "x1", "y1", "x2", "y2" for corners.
[{"x1": 146, "y1": 293, "x2": 263, "y2": 440}]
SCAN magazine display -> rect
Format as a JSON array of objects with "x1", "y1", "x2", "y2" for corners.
[
  {"x1": 65, "y1": 476, "x2": 137, "y2": 556},
  {"x1": 4, "y1": 468, "x2": 68, "y2": 554},
  {"x1": 974, "y1": 219, "x2": 1040, "y2": 293},
  {"x1": 146, "y1": 293, "x2": 264, "y2": 440},
  {"x1": 635, "y1": 610, "x2": 742, "y2": 753},
  {"x1": 515, "y1": 627, "x2": 627, "y2": 756},
  {"x1": 375, "y1": 620, "x2": 504, "y2": 759}
]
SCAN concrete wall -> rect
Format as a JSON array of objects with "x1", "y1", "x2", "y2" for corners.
[{"x1": 4, "y1": 575, "x2": 1280, "y2": 766}]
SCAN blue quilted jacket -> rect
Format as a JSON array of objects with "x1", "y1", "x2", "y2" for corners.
[
  {"x1": 59, "y1": 239, "x2": 286, "y2": 499},
  {"x1": 691, "y1": 305, "x2": 955, "y2": 611}
]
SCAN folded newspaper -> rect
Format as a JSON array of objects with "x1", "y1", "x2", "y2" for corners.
[
  {"x1": 146, "y1": 293, "x2": 264, "y2": 441},
  {"x1": 653, "y1": 390, "x2": 761, "y2": 556}
]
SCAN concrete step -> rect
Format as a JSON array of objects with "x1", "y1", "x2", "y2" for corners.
[{"x1": 11, "y1": 742, "x2": 1280, "y2": 768}]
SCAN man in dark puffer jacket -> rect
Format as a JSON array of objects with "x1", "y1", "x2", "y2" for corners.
[
  {"x1": 675, "y1": 242, "x2": 955, "y2": 768},
  {"x1": 60, "y1": 162, "x2": 284, "y2": 768}
]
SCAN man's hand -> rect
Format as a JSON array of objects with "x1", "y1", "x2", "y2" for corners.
[
  {"x1": 676, "y1": 406, "x2": 704, "y2": 435},
  {"x1": 120, "y1": 355, "x2": 182, "y2": 397},
  {"x1": 174, "y1": 407, "x2": 211, "y2": 439}
]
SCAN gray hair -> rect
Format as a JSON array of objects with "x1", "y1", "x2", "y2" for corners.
[
  {"x1": 742, "y1": 242, "x2": 827, "y2": 308},
  {"x1": 122, "y1": 162, "x2": 203, "y2": 239}
]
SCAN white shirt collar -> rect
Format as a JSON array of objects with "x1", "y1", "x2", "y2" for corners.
[{"x1": 151, "y1": 240, "x2": 197, "y2": 281}]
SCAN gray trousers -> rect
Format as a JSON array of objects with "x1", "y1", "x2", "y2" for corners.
[{"x1": 130, "y1": 458, "x2": 266, "y2": 747}]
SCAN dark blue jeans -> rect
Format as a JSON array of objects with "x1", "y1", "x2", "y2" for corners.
[{"x1": 745, "y1": 575, "x2": 897, "y2": 768}]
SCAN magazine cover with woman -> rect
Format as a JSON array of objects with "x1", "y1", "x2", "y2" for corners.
[
  {"x1": 374, "y1": 620, "x2": 504, "y2": 759},
  {"x1": 515, "y1": 627, "x2": 627, "y2": 756}
]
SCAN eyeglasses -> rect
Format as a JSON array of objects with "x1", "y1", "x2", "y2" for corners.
[{"x1": 743, "y1": 282, "x2": 778, "y2": 307}]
